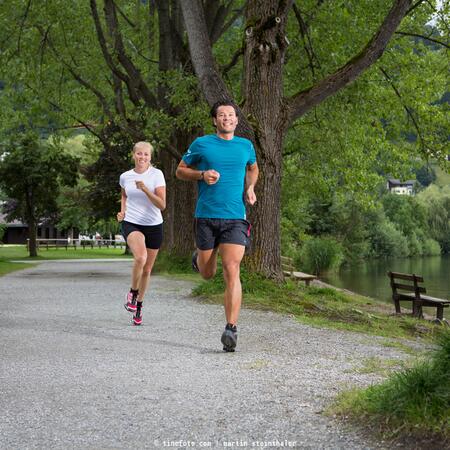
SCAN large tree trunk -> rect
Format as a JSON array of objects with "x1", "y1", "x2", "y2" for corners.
[
  {"x1": 161, "y1": 134, "x2": 197, "y2": 256},
  {"x1": 242, "y1": 2, "x2": 291, "y2": 279}
]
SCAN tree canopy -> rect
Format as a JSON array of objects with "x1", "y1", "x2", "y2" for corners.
[
  {"x1": 0, "y1": 0, "x2": 448, "y2": 273},
  {"x1": 0, "y1": 133, "x2": 79, "y2": 256}
]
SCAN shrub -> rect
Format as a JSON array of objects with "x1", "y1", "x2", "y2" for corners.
[
  {"x1": 296, "y1": 236, "x2": 343, "y2": 275},
  {"x1": 408, "y1": 232, "x2": 423, "y2": 256},
  {"x1": 422, "y1": 238, "x2": 441, "y2": 256},
  {"x1": 369, "y1": 220, "x2": 409, "y2": 258}
]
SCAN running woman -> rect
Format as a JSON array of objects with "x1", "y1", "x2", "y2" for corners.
[
  {"x1": 117, "y1": 141, "x2": 166, "y2": 326},
  {"x1": 176, "y1": 101, "x2": 259, "y2": 351}
]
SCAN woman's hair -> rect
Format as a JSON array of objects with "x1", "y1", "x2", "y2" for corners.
[{"x1": 133, "y1": 141, "x2": 153, "y2": 153}]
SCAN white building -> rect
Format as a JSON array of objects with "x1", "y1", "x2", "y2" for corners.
[{"x1": 387, "y1": 179, "x2": 415, "y2": 195}]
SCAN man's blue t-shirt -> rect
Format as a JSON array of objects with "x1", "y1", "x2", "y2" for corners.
[{"x1": 182, "y1": 134, "x2": 256, "y2": 219}]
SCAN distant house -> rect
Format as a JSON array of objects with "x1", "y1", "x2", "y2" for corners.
[
  {"x1": 387, "y1": 179, "x2": 415, "y2": 196},
  {"x1": 0, "y1": 213, "x2": 77, "y2": 244}
]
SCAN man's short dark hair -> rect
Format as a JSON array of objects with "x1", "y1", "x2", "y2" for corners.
[{"x1": 210, "y1": 100, "x2": 238, "y2": 118}]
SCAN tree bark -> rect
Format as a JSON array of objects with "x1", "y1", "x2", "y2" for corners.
[
  {"x1": 241, "y1": 1, "x2": 292, "y2": 278},
  {"x1": 161, "y1": 131, "x2": 197, "y2": 256}
]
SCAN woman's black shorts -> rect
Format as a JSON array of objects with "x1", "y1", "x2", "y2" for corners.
[{"x1": 121, "y1": 221, "x2": 163, "y2": 249}]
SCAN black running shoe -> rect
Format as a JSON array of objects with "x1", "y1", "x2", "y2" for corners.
[
  {"x1": 221, "y1": 324, "x2": 237, "y2": 352},
  {"x1": 191, "y1": 250, "x2": 199, "y2": 273}
]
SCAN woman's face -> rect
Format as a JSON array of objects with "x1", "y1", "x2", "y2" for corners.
[{"x1": 133, "y1": 146, "x2": 151, "y2": 169}]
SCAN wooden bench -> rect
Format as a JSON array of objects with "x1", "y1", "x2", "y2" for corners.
[
  {"x1": 387, "y1": 271, "x2": 450, "y2": 320},
  {"x1": 281, "y1": 256, "x2": 317, "y2": 286}
]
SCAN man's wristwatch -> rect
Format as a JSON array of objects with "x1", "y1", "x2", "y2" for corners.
[{"x1": 200, "y1": 171, "x2": 205, "y2": 180}]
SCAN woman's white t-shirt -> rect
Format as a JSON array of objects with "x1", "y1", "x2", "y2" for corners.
[{"x1": 119, "y1": 166, "x2": 166, "y2": 226}]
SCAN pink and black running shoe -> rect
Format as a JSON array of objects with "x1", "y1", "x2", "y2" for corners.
[
  {"x1": 132, "y1": 310, "x2": 143, "y2": 326},
  {"x1": 124, "y1": 291, "x2": 137, "y2": 313}
]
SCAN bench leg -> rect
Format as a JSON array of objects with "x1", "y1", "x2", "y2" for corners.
[
  {"x1": 394, "y1": 299, "x2": 401, "y2": 314},
  {"x1": 413, "y1": 303, "x2": 423, "y2": 319},
  {"x1": 437, "y1": 305, "x2": 444, "y2": 320},
  {"x1": 305, "y1": 280, "x2": 311, "y2": 287}
]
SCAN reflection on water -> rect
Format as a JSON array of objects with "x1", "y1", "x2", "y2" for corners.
[{"x1": 321, "y1": 255, "x2": 450, "y2": 305}]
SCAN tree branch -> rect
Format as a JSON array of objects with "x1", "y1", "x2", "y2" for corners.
[
  {"x1": 90, "y1": 0, "x2": 141, "y2": 106},
  {"x1": 17, "y1": 0, "x2": 32, "y2": 53},
  {"x1": 180, "y1": 0, "x2": 253, "y2": 139},
  {"x1": 34, "y1": 26, "x2": 143, "y2": 141},
  {"x1": 103, "y1": 0, "x2": 158, "y2": 109},
  {"x1": 287, "y1": 0, "x2": 413, "y2": 125},
  {"x1": 180, "y1": 0, "x2": 230, "y2": 103},
  {"x1": 220, "y1": 47, "x2": 243, "y2": 74},
  {"x1": 165, "y1": 142, "x2": 183, "y2": 160},
  {"x1": 292, "y1": 3, "x2": 321, "y2": 80},
  {"x1": 379, "y1": 67, "x2": 427, "y2": 154},
  {"x1": 23, "y1": 82, "x2": 107, "y2": 145},
  {"x1": 214, "y1": 2, "x2": 247, "y2": 44},
  {"x1": 35, "y1": 24, "x2": 115, "y2": 122},
  {"x1": 395, "y1": 31, "x2": 450, "y2": 49},
  {"x1": 111, "y1": 0, "x2": 136, "y2": 28},
  {"x1": 406, "y1": 0, "x2": 426, "y2": 15}
]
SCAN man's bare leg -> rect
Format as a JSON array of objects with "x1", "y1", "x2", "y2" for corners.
[
  {"x1": 197, "y1": 247, "x2": 219, "y2": 280},
  {"x1": 220, "y1": 243, "x2": 246, "y2": 325}
]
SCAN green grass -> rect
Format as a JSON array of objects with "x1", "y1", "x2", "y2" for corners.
[
  {"x1": 0, "y1": 260, "x2": 35, "y2": 276},
  {"x1": 0, "y1": 244, "x2": 132, "y2": 261},
  {"x1": 351, "y1": 356, "x2": 409, "y2": 376},
  {"x1": 0, "y1": 246, "x2": 200, "y2": 279},
  {"x1": 329, "y1": 329, "x2": 450, "y2": 447},
  {"x1": 377, "y1": 338, "x2": 423, "y2": 356},
  {"x1": 192, "y1": 267, "x2": 437, "y2": 340},
  {"x1": 0, "y1": 244, "x2": 132, "y2": 276}
]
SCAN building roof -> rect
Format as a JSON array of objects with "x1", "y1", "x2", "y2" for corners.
[
  {"x1": 387, "y1": 178, "x2": 415, "y2": 187},
  {"x1": 0, "y1": 212, "x2": 25, "y2": 227}
]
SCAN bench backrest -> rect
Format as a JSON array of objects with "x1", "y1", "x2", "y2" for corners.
[
  {"x1": 387, "y1": 271, "x2": 426, "y2": 299},
  {"x1": 281, "y1": 256, "x2": 295, "y2": 274}
]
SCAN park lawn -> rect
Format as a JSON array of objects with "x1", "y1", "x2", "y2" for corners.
[
  {"x1": 0, "y1": 260, "x2": 36, "y2": 276},
  {"x1": 0, "y1": 244, "x2": 131, "y2": 261},
  {"x1": 0, "y1": 245, "x2": 132, "y2": 276}
]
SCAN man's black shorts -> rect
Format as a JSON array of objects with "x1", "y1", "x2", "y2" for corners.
[
  {"x1": 121, "y1": 221, "x2": 163, "y2": 249},
  {"x1": 195, "y1": 218, "x2": 251, "y2": 250}
]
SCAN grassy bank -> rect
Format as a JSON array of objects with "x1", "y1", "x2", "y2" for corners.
[
  {"x1": 329, "y1": 329, "x2": 450, "y2": 447},
  {"x1": 192, "y1": 267, "x2": 438, "y2": 341}
]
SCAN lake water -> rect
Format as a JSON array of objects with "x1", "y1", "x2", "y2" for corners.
[{"x1": 321, "y1": 255, "x2": 450, "y2": 313}]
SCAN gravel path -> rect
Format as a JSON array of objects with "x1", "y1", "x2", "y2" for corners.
[{"x1": 0, "y1": 261, "x2": 416, "y2": 449}]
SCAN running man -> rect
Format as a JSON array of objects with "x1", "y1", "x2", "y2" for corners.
[
  {"x1": 176, "y1": 101, "x2": 259, "y2": 352},
  {"x1": 117, "y1": 141, "x2": 166, "y2": 326}
]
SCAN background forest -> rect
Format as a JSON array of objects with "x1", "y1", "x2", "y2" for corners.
[{"x1": 0, "y1": 0, "x2": 448, "y2": 275}]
